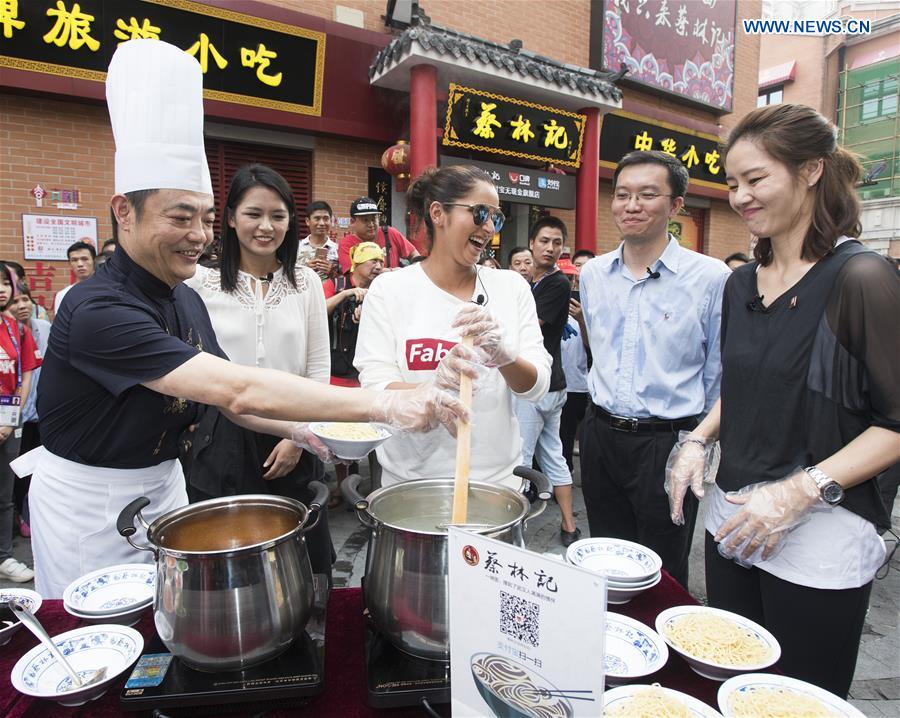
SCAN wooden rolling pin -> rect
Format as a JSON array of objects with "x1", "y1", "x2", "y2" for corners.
[{"x1": 451, "y1": 335, "x2": 474, "y2": 525}]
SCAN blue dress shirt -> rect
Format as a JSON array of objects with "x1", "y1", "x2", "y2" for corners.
[{"x1": 579, "y1": 237, "x2": 730, "y2": 419}]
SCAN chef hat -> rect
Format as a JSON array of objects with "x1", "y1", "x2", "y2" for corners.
[
  {"x1": 106, "y1": 39, "x2": 212, "y2": 196},
  {"x1": 350, "y1": 241, "x2": 385, "y2": 269}
]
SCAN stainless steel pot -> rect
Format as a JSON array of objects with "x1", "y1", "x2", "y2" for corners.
[
  {"x1": 343, "y1": 467, "x2": 551, "y2": 661},
  {"x1": 116, "y1": 483, "x2": 327, "y2": 671}
]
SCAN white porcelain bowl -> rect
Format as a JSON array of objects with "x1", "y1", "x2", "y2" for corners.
[
  {"x1": 603, "y1": 684, "x2": 723, "y2": 717},
  {"x1": 607, "y1": 571, "x2": 662, "y2": 589},
  {"x1": 63, "y1": 563, "x2": 155, "y2": 616},
  {"x1": 656, "y1": 606, "x2": 780, "y2": 681},
  {"x1": 64, "y1": 600, "x2": 150, "y2": 627},
  {"x1": 309, "y1": 422, "x2": 393, "y2": 460},
  {"x1": 0, "y1": 588, "x2": 42, "y2": 646},
  {"x1": 603, "y1": 612, "x2": 668, "y2": 684},
  {"x1": 566, "y1": 538, "x2": 662, "y2": 584},
  {"x1": 718, "y1": 673, "x2": 865, "y2": 717},
  {"x1": 11, "y1": 624, "x2": 144, "y2": 706},
  {"x1": 608, "y1": 571, "x2": 662, "y2": 605}
]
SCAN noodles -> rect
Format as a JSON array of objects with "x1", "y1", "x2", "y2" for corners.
[
  {"x1": 471, "y1": 654, "x2": 572, "y2": 718},
  {"x1": 663, "y1": 613, "x2": 771, "y2": 667},
  {"x1": 728, "y1": 686, "x2": 839, "y2": 717},
  {"x1": 605, "y1": 686, "x2": 692, "y2": 718},
  {"x1": 315, "y1": 422, "x2": 382, "y2": 441}
]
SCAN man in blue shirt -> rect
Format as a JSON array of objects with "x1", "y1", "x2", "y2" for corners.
[{"x1": 578, "y1": 150, "x2": 729, "y2": 586}]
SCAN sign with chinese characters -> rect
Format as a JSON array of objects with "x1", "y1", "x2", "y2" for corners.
[
  {"x1": 448, "y1": 528, "x2": 607, "y2": 717},
  {"x1": 599, "y1": 111, "x2": 726, "y2": 190},
  {"x1": 0, "y1": 0, "x2": 325, "y2": 116},
  {"x1": 590, "y1": 0, "x2": 737, "y2": 112},
  {"x1": 22, "y1": 214, "x2": 98, "y2": 261},
  {"x1": 367, "y1": 167, "x2": 393, "y2": 227},
  {"x1": 442, "y1": 155, "x2": 576, "y2": 209},
  {"x1": 443, "y1": 84, "x2": 587, "y2": 168}
]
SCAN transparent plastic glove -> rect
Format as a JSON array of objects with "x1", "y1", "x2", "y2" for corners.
[
  {"x1": 665, "y1": 432, "x2": 719, "y2": 525},
  {"x1": 714, "y1": 468, "x2": 825, "y2": 563},
  {"x1": 290, "y1": 422, "x2": 338, "y2": 463},
  {"x1": 434, "y1": 342, "x2": 486, "y2": 395},
  {"x1": 369, "y1": 381, "x2": 469, "y2": 437},
  {"x1": 450, "y1": 304, "x2": 516, "y2": 368}
]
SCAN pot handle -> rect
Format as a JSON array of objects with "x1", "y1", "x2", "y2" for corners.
[
  {"x1": 116, "y1": 496, "x2": 157, "y2": 556},
  {"x1": 341, "y1": 474, "x2": 375, "y2": 529},
  {"x1": 299, "y1": 480, "x2": 329, "y2": 534},
  {"x1": 514, "y1": 466, "x2": 553, "y2": 501}
]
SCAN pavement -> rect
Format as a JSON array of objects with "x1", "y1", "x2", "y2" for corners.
[{"x1": 4, "y1": 454, "x2": 898, "y2": 716}]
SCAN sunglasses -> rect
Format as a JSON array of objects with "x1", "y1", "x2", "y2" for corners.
[{"x1": 444, "y1": 203, "x2": 505, "y2": 232}]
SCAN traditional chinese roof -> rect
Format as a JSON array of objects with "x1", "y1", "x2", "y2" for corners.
[{"x1": 370, "y1": 23, "x2": 623, "y2": 111}]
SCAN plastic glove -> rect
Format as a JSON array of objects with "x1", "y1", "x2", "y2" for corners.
[
  {"x1": 290, "y1": 423, "x2": 338, "y2": 463},
  {"x1": 450, "y1": 304, "x2": 516, "y2": 368},
  {"x1": 714, "y1": 468, "x2": 824, "y2": 563},
  {"x1": 369, "y1": 380, "x2": 470, "y2": 437},
  {"x1": 434, "y1": 342, "x2": 485, "y2": 394},
  {"x1": 665, "y1": 432, "x2": 719, "y2": 525}
]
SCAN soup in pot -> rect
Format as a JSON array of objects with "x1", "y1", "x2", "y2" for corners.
[{"x1": 156, "y1": 505, "x2": 301, "y2": 552}]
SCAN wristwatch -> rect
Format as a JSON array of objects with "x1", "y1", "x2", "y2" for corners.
[{"x1": 804, "y1": 466, "x2": 844, "y2": 506}]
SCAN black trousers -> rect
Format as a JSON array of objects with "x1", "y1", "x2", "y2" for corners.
[
  {"x1": 705, "y1": 532, "x2": 872, "y2": 698},
  {"x1": 580, "y1": 407, "x2": 698, "y2": 587},
  {"x1": 559, "y1": 392, "x2": 588, "y2": 472}
]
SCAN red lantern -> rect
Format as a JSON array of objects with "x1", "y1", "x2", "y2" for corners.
[{"x1": 381, "y1": 140, "x2": 411, "y2": 192}]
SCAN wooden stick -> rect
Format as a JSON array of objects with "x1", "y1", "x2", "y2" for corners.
[{"x1": 451, "y1": 335, "x2": 474, "y2": 525}]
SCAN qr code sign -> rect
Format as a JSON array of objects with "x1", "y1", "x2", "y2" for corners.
[{"x1": 499, "y1": 590, "x2": 540, "y2": 647}]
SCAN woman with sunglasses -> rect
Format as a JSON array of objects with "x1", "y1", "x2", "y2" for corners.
[{"x1": 354, "y1": 165, "x2": 551, "y2": 488}]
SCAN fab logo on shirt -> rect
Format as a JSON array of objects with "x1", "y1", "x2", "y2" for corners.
[{"x1": 406, "y1": 338, "x2": 457, "y2": 371}]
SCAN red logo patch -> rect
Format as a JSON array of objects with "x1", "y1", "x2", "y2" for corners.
[
  {"x1": 508, "y1": 172, "x2": 519, "y2": 184},
  {"x1": 405, "y1": 338, "x2": 457, "y2": 371},
  {"x1": 463, "y1": 545, "x2": 479, "y2": 566}
]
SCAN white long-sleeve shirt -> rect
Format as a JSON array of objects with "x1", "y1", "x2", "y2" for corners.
[
  {"x1": 187, "y1": 264, "x2": 330, "y2": 380},
  {"x1": 354, "y1": 264, "x2": 551, "y2": 488}
]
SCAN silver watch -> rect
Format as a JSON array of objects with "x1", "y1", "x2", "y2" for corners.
[{"x1": 804, "y1": 466, "x2": 844, "y2": 506}]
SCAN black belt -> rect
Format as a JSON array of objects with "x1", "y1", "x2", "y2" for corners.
[{"x1": 591, "y1": 404, "x2": 698, "y2": 434}]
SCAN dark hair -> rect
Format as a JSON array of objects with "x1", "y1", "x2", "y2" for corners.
[
  {"x1": 305, "y1": 200, "x2": 333, "y2": 217},
  {"x1": 572, "y1": 249, "x2": 595, "y2": 262},
  {"x1": 124, "y1": 189, "x2": 159, "y2": 221},
  {"x1": 724, "y1": 252, "x2": 750, "y2": 265},
  {"x1": 614, "y1": 150, "x2": 689, "y2": 199},
  {"x1": 15, "y1": 279, "x2": 31, "y2": 298},
  {"x1": 723, "y1": 104, "x2": 862, "y2": 266},
  {"x1": 102, "y1": 238, "x2": 118, "y2": 250},
  {"x1": 221, "y1": 164, "x2": 298, "y2": 293},
  {"x1": 407, "y1": 165, "x2": 495, "y2": 242},
  {"x1": 507, "y1": 246, "x2": 532, "y2": 264},
  {"x1": 529, "y1": 216, "x2": 568, "y2": 243},
  {"x1": 408, "y1": 255, "x2": 427, "y2": 264},
  {"x1": 0, "y1": 262, "x2": 17, "y2": 311},
  {"x1": 2, "y1": 261, "x2": 25, "y2": 280},
  {"x1": 67, "y1": 241, "x2": 96, "y2": 259}
]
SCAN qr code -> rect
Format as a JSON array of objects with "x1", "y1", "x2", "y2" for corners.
[{"x1": 499, "y1": 590, "x2": 540, "y2": 647}]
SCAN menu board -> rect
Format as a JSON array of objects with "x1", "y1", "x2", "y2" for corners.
[
  {"x1": 22, "y1": 214, "x2": 98, "y2": 261},
  {"x1": 448, "y1": 528, "x2": 607, "y2": 717}
]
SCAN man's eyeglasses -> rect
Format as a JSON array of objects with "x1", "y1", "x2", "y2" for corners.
[
  {"x1": 613, "y1": 191, "x2": 672, "y2": 204},
  {"x1": 444, "y1": 203, "x2": 505, "y2": 232}
]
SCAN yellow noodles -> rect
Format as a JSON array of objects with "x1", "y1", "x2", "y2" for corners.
[
  {"x1": 728, "y1": 686, "x2": 838, "y2": 717},
  {"x1": 664, "y1": 613, "x2": 771, "y2": 667},
  {"x1": 605, "y1": 686, "x2": 691, "y2": 718},
  {"x1": 315, "y1": 423, "x2": 382, "y2": 441}
]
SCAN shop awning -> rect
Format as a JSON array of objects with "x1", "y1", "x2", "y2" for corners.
[
  {"x1": 758, "y1": 61, "x2": 797, "y2": 90},
  {"x1": 369, "y1": 23, "x2": 623, "y2": 112}
]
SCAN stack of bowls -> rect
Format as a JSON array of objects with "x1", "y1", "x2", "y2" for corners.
[
  {"x1": 566, "y1": 538, "x2": 662, "y2": 604},
  {"x1": 0, "y1": 588, "x2": 42, "y2": 645},
  {"x1": 62, "y1": 564, "x2": 155, "y2": 627}
]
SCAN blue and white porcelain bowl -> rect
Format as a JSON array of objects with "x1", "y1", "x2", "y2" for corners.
[
  {"x1": 718, "y1": 673, "x2": 865, "y2": 717},
  {"x1": 603, "y1": 612, "x2": 668, "y2": 684},
  {"x1": 11, "y1": 624, "x2": 143, "y2": 706},
  {"x1": 604, "y1": 684, "x2": 723, "y2": 718},
  {"x1": 63, "y1": 564, "x2": 154, "y2": 616},
  {"x1": 64, "y1": 601, "x2": 149, "y2": 627},
  {"x1": 607, "y1": 571, "x2": 662, "y2": 605},
  {"x1": 309, "y1": 422, "x2": 393, "y2": 461},
  {"x1": 0, "y1": 588, "x2": 42, "y2": 646},
  {"x1": 566, "y1": 538, "x2": 662, "y2": 584}
]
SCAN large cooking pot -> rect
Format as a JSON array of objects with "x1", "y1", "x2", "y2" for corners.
[
  {"x1": 116, "y1": 483, "x2": 327, "y2": 671},
  {"x1": 343, "y1": 467, "x2": 551, "y2": 661}
]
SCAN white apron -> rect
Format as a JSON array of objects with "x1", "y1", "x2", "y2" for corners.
[{"x1": 11, "y1": 447, "x2": 188, "y2": 598}]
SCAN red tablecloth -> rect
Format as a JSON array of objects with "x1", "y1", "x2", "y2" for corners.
[{"x1": 1, "y1": 573, "x2": 736, "y2": 717}]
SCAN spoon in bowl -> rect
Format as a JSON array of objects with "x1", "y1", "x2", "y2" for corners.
[{"x1": 8, "y1": 601, "x2": 108, "y2": 691}]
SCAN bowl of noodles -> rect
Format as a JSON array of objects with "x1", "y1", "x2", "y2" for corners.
[
  {"x1": 717, "y1": 673, "x2": 866, "y2": 718},
  {"x1": 603, "y1": 684, "x2": 723, "y2": 718},
  {"x1": 655, "y1": 606, "x2": 780, "y2": 682},
  {"x1": 470, "y1": 652, "x2": 579, "y2": 718},
  {"x1": 309, "y1": 422, "x2": 393, "y2": 460}
]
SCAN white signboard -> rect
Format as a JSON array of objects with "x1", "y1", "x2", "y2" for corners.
[
  {"x1": 449, "y1": 528, "x2": 607, "y2": 717},
  {"x1": 22, "y1": 214, "x2": 98, "y2": 261}
]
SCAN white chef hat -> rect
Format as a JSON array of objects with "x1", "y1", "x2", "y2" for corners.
[{"x1": 106, "y1": 39, "x2": 213, "y2": 196}]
